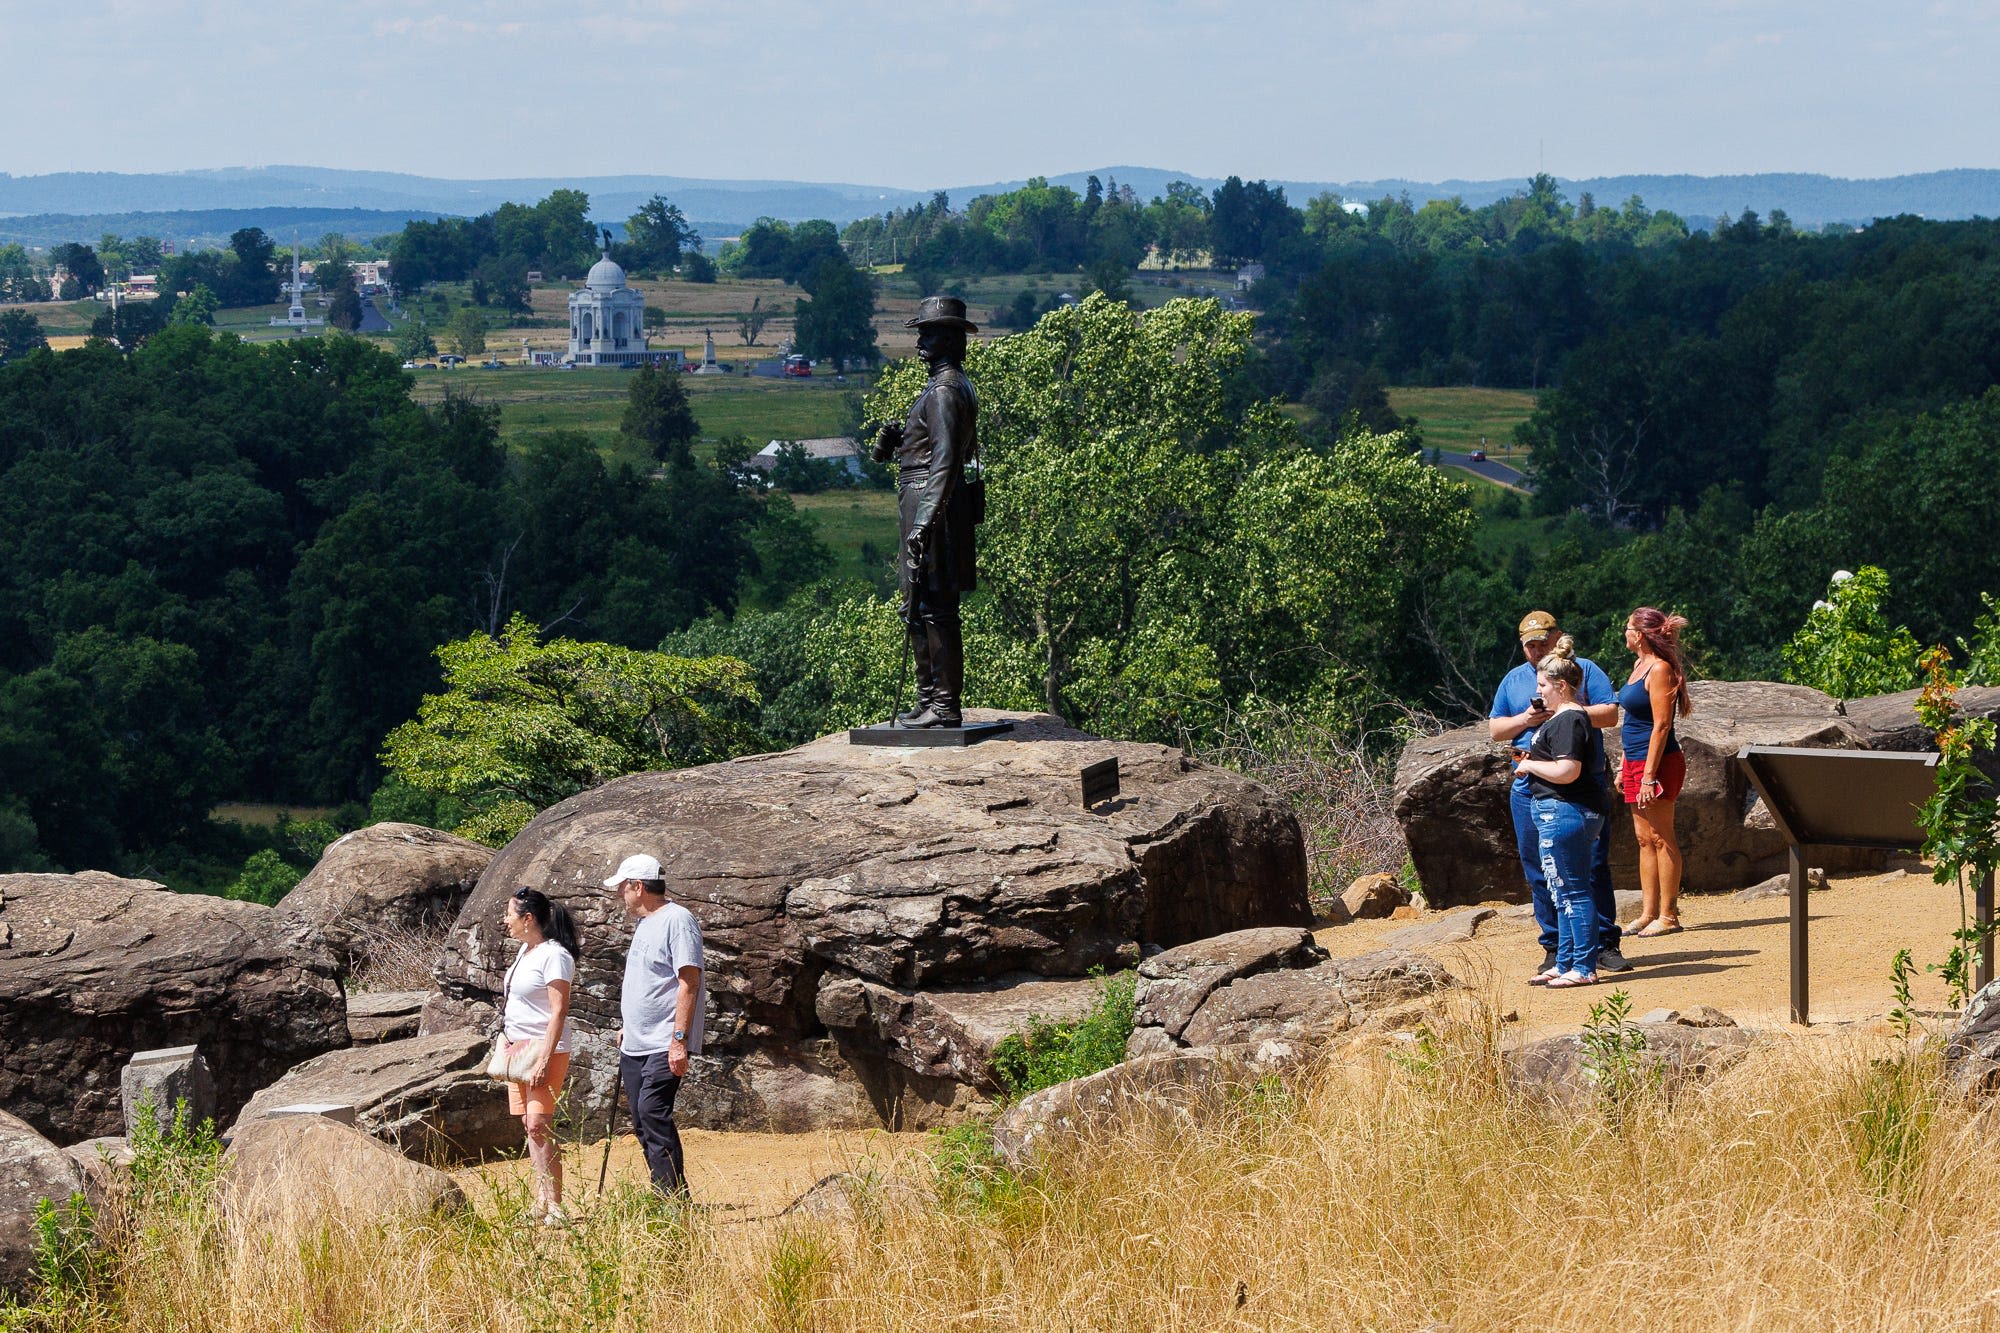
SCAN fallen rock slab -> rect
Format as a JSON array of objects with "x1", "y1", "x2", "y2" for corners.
[
  {"x1": 1381, "y1": 907, "x2": 1496, "y2": 949},
  {"x1": 0, "y1": 1109, "x2": 87, "y2": 1298},
  {"x1": 0, "y1": 871, "x2": 348, "y2": 1144},
  {"x1": 233, "y1": 1030, "x2": 517, "y2": 1164},
  {"x1": 276, "y1": 823, "x2": 491, "y2": 977},
  {"x1": 1129, "y1": 935, "x2": 1456, "y2": 1057},
  {"x1": 346, "y1": 990, "x2": 429, "y2": 1044},
  {"x1": 223, "y1": 1113, "x2": 467, "y2": 1228},
  {"x1": 1341, "y1": 872, "x2": 1407, "y2": 920},
  {"x1": 433, "y1": 711, "x2": 1310, "y2": 1133}
]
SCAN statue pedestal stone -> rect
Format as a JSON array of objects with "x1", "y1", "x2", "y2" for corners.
[{"x1": 847, "y1": 720, "x2": 1013, "y2": 748}]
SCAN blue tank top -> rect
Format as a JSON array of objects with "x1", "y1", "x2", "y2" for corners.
[{"x1": 1619, "y1": 665, "x2": 1681, "y2": 760}]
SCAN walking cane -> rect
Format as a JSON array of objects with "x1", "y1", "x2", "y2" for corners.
[{"x1": 596, "y1": 1069, "x2": 623, "y2": 1196}]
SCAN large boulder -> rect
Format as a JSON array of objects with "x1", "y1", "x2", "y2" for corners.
[
  {"x1": 1506, "y1": 1019, "x2": 1754, "y2": 1107},
  {"x1": 1394, "y1": 680, "x2": 1887, "y2": 907},
  {"x1": 0, "y1": 872, "x2": 348, "y2": 1144},
  {"x1": 223, "y1": 1113, "x2": 467, "y2": 1228},
  {"x1": 1845, "y1": 685, "x2": 2000, "y2": 784},
  {"x1": 433, "y1": 711, "x2": 1310, "y2": 1132},
  {"x1": 232, "y1": 1030, "x2": 518, "y2": 1164},
  {"x1": 0, "y1": 1109, "x2": 87, "y2": 1298},
  {"x1": 275, "y1": 823, "x2": 491, "y2": 977}
]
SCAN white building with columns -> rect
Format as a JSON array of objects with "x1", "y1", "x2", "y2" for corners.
[{"x1": 567, "y1": 250, "x2": 648, "y2": 366}]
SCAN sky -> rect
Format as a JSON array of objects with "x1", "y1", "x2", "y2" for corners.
[{"x1": 6, "y1": 0, "x2": 1997, "y2": 187}]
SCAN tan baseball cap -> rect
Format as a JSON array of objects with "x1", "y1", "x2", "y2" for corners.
[{"x1": 1517, "y1": 610, "x2": 1559, "y2": 643}]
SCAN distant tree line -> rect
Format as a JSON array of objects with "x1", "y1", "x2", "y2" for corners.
[{"x1": 0, "y1": 327, "x2": 826, "y2": 873}]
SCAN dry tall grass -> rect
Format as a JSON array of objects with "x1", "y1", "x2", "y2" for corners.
[{"x1": 24, "y1": 996, "x2": 2000, "y2": 1333}]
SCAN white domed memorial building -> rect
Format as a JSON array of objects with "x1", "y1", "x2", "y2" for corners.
[{"x1": 568, "y1": 248, "x2": 650, "y2": 366}]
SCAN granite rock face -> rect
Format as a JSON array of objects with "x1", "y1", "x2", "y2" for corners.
[
  {"x1": 0, "y1": 872, "x2": 348, "y2": 1144},
  {"x1": 1845, "y1": 685, "x2": 2000, "y2": 784},
  {"x1": 1393, "y1": 681, "x2": 1887, "y2": 907},
  {"x1": 276, "y1": 823, "x2": 492, "y2": 977},
  {"x1": 432, "y1": 712, "x2": 1311, "y2": 1132}
]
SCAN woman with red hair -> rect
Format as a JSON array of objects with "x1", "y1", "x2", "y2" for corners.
[{"x1": 1620, "y1": 607, "x2": 1693, "y2": 935}]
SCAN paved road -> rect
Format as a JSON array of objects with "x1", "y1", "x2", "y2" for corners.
[{"x1": 1436, "y1": 451, "x2": 1532, "y2": 491}]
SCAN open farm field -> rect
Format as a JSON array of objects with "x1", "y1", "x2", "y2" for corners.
[
  {"x1": 406, "y1": 365, "x2": 860, "y2": 455},
  {"x1": 1391, "y1": 384, "x2": 1538, "y2": 457},
  {"x1": 793, "y1": 488, "x2": 899, "y2": 583}
]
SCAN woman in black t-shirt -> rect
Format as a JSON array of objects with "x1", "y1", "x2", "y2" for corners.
[{"x1": 1511, "y1": 635, "x2": 1609, "y2": 987}]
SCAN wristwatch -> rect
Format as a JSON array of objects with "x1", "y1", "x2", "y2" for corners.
[{"x1": 670, "y1": 1030, "x2": 688, "y2": 1043}]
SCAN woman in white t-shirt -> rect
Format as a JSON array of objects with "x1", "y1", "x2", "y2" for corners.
[{"x1": 501, "y1": 886, "x2": 580, "y2": 1224}]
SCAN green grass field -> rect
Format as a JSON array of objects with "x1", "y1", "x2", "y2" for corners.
[
  {"x1": 793, "y1": 489, "x2": 899, "y2": 586},
  {"x1": 1388, "y1": 385, "x2": 1538, "y2": 457},
  {"x1": 406, "y1": 366, "x2": 861, "y2": 456}
]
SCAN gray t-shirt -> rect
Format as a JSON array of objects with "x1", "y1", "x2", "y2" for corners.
[{"x1": 620, "y1": 901, "x2": 706, "y2": 1056}]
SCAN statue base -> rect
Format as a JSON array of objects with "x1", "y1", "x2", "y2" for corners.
[{"x1": 847, "y1": 720, "x2": 1014, "y2": 748}]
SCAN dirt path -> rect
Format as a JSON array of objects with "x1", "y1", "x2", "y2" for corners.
[
  {"x1": 465, "y1": 1127, "x2": 931, "y2": 1220},
  {"x1": 1317, "y1": 865, "x2": 1973, "y2": 1035},
  {"x1": 468, "y1": 866, "x2": 1976, "y2": 1214}
]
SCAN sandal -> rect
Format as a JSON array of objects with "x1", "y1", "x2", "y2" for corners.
[
  {"x1": 1545, "y1": 971, "x2": 1598, "y2": 988},
  {"x1": 1528, "y1": 966, "x2": 1562, "y2": 985},
  {"x1": 1636, "y1": 920, "x2": 1683, "y2": 937},
  {"x1": 1629, "y1": 916, "x2": 1657, "y2": 935}
]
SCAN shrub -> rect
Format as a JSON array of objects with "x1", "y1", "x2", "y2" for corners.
[{"x1": 990, "y1": 969, "x2": 1137, "y2": 1098}]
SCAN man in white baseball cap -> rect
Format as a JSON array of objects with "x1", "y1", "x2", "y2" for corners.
[{"x1": 605, "y1": 852, "x2": 704, "y2": 1196}]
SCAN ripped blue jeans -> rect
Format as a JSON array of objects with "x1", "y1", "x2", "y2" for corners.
[{"x1": 1533, "y1": 797, "x2": 1605, "y2": 975}]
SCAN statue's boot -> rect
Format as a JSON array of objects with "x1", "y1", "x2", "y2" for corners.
[
  {"x1": 926, "y1": 617, "x2": 964, "y2": 727},
  {"x1": 897, "y1": 628, "x2": 933, "y2": 726}
]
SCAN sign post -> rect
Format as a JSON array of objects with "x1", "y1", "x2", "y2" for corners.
[{"x1": 1733, "y1": 745, "x2": 1983, "y2": 1025}]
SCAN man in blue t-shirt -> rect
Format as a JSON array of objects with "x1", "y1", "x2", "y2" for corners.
[{"x1": 1488, "y1": 610, "x2": 1629, "y2": 975}]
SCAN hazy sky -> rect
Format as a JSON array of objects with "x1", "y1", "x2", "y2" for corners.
[{"x1": 7, "y1": 0, "x2": 1996, "y2": 186}]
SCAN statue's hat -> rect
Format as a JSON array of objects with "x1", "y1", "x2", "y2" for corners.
[{"x1": 905, "y1": 295, "x2": 979, "y2": 332}]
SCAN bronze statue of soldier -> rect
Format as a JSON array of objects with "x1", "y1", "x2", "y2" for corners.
[{"x1": 873, "y1": 296, "x2": 982, "y2": 728}]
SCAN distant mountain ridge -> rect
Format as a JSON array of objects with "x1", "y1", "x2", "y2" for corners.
[{"x1": 3, "y1": 165, "x2": 1996, "y2": 247}]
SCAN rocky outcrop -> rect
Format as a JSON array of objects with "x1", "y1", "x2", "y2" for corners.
[
  {"x1": 1845, "y1": 685, "x2": 2000, "y2": 784},
  {"x1": 223, "y1": 1113, "x2": 467, "y2": 1227},
  {"x1": 0, "y1": 1109, "x2": 87, "y2": 1298},
  {"x1": 232, "y1": 1030, "x2": 518, "y2": 1164},
  {"x1": 1127, "y1": 931, "x2": 1456, "y2": 1057},
  {"x1": 276, "y1": 823, "x2": 491, "y2": 976},
  {"x1": 1394, "y1": 681, "x2": 1888, "y2": 907},
  {"x1": 0, "y1": 872, "x2": 348, "y2": 1144},
  {"x1": 432, "y1": 711, "x2": 1310, "y2": 1132}
]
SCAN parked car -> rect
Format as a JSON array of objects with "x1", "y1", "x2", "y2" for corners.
[
  {"x1": 1469, "y1": 449, "x2": 1487, "y2": 462},
  {"x1": 438, "y1": 354, "x2": 465, "y2": 367},
  {"x1": 783, "y1": 354, "x2": 812, "y2": 378},
  {"x1": 481, "y1": 359, "x2": 503, "y2": 369}
]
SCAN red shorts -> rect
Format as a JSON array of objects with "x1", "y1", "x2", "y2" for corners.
[{"x1": 1621, "y1": 751, "x2": 1686, "y2": 804}]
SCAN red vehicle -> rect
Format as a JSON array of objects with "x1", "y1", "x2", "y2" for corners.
[{"x1": 783, "y1": 354, "x2": 812, "y2": 378}]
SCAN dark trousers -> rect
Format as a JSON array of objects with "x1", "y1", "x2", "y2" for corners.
[
  {"x1": 905, "y1": 583, "x2": 963, "y2": 714},
  {"x1": 1511, "y1": 779, "x2": 1621, "y2": 956},
  {"x1": 619, "y1": 1051, "x2": 688, "y2": 1197}
]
